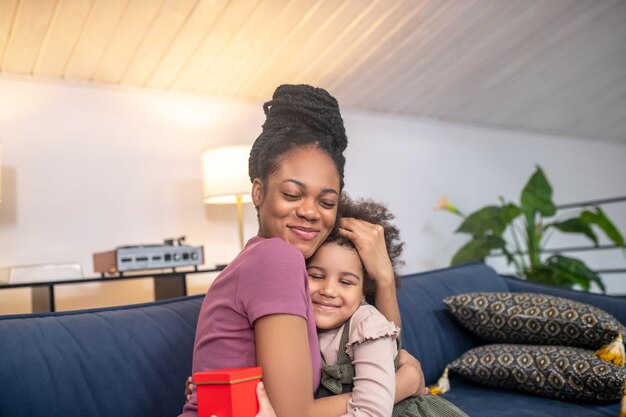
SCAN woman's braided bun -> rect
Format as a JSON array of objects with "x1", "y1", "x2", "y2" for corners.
[{"x1": 249, "y1": 84, "x2": 348, "y2": 190}]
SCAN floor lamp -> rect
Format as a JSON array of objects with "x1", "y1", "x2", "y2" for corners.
[{"x1": 202, "y1": 145, "x2": 252, "y2": 250}]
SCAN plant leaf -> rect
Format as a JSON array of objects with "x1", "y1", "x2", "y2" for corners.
[
  {"x1": 520, "y1": 166, "x2": 556, "y2": 218},
  {"x1": 451, "y1": 236, "x2": 506, "y2": 265},
  {"x1": 456, "y1": 204, "x2": 521, "y2": 237},
  {"x1": 545, "y1": 255, "x2": 606, "y2": 293},
  {"x1": 550, "y1": 218, "x2": 599, "y2": 246},
  {"x1": 525, "y1": 266, "x2": 566, "y2": 287},
  {"x1": 581, "y1": 207, "x2": 626, "y2": 248},
  {"x1": 500, "y1": 247, "x2": 518, "y2": 268}
]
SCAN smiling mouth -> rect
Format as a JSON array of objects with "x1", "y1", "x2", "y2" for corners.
[
  {"x1": 313, "y1": 301, "x2": 340, "y2": 312},
  {"x1": 288, "y1": 226, "x2": 319, "y2": 241}
]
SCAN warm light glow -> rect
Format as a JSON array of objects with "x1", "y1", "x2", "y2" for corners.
[{"x1": 202, "y1": 145, "x2": 252, "y2": 204}]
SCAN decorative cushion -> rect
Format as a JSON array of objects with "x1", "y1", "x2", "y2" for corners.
[
  {"x1": 449, "y1": 344, "x2": 626, "y2": 402},
  {"x1": 444, "y1": 292, "x2": 626, "y2": 350}
]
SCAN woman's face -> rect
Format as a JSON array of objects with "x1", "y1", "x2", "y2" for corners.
[
  {"x1": 307, "y1": 243, "x2": 364, "y2": 330},
  {"x1": 252, "y1": 147, "x2": 340, "y2": 259}
]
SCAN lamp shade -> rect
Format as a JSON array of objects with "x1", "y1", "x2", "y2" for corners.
[{"x1": 202, "y1": 145, "x2": 252, "y2": 204}]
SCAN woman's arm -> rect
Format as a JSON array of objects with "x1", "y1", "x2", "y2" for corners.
[
  {"x1": 189, "y1": 315, "x2": 421, "y2": 417},
  {"x1": 255, "y1": 314, "x2": 351, "y2": 417},
  {"x1": 338, "y1": 218, "x2": 401, "y2": 328},
  {"x1": 395, "y1": 350, "x2": 428, "y2": 400},
  {"x1": 372, "y1": 280, "x2": 401, "y2": 330}
]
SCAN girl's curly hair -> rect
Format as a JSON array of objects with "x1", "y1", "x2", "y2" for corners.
[{"x1": 321, "y1": 194, "x2": 405, "y2": 305}]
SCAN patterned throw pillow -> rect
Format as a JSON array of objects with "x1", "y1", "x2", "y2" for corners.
[
  {"x1": 444, "y1": 292, "x2": 626, "y2": 350},
  {"x1": 448, "y1": 344, "x2": 626, "y2": 402}
]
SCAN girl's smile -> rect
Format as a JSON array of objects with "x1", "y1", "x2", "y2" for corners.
[{"x1": 307, "y1": 242, "x2": 365, "y2": 330}]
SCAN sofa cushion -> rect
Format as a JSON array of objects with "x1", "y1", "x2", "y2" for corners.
[
  {"x1": 397, "y1": 263, "x2": 510, "y2": 383},
  {"x1": 448, "y1": 344, "x2": 625, "y2": 402},
  {"x1": 0, "y1": 295, "x2": 203, "y2": 417},
  {"x1": 504, "y1": 275, "x2": 626, "y2": 326},
  {"x1": 443, "y1": 292, "x2": 626, "y2": 350},
  {"x1": 443, "y1": 377, "x2": 621, "y2": 417}
]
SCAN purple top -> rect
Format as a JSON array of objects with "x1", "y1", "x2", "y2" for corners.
[{"x1": 180, "y1": 236, "x2": 322, "y2": 416}]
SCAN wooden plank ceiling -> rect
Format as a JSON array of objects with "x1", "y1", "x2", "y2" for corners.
[{"x1": 1, "y1": 0, "x2": 625, "y2": 143}]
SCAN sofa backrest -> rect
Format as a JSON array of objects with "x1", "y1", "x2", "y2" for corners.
[
  {"x1": 397, "y1": 263, "x2": 510, "y2": 384},
  {"x1": 6, "y1": 262, "x2": 620, "y2": 416},
  {"x1": 0, "y1": 295, "x2": 203, "y2": 417}
]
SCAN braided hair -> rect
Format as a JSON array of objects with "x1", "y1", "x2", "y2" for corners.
[
  {"x1": 319, "y1": 194, "x2": 405, "y2": 305},
  {"x1": 248, "y1": 84, "x2": 348, "y2": 190}
]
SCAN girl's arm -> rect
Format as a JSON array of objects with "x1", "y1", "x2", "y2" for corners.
[
  {"x1": 347, "y1": 336, "x2": 397, "y2": 417},
  {"x1": 338, "y1": 218, "x2": 401, "y2": 328},
  {"x1": 255, "y1": 314, "x2": 351, "y2": 417}
]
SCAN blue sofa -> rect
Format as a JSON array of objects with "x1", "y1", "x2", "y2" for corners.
[{"x1": 1, "y1": 263, "x2": 623, "y2": 417}]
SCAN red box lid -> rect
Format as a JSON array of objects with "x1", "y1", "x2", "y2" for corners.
[{"x1": 194, "y1": 367, "x2": 262, "y2": 385}]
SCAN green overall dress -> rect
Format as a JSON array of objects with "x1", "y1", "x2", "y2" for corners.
[{"x1": 316, "y1": 317, "x2": 469, "y2": 417}]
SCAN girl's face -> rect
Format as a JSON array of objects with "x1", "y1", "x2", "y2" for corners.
[
  {"x1": 307, "y1": 243, "x2": 365, "y2": 330},
  {"x1": 252, "y1": 147, "x2": 340, "y2": 259}
]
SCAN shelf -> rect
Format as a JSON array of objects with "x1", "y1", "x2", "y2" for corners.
[{"x1": 0, "y1": 266, "x2": 225, "y2": 314}]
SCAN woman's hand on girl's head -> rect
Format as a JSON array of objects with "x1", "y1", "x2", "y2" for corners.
[
  {"x1": 338, "y1": 218, "x2": 395, "y2": 287},
  {"x1": 339, "y1": 217, "x2": 402, "y2": 327}
]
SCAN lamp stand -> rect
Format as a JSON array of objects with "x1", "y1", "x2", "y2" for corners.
[{"x1": 236, "y1": 195, "x2": 244, "y2": 250}]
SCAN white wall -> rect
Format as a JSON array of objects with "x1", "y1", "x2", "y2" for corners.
[
  {"x1": 0, "y1": 76, "x2": 264, "y2": 271},
  {"x1": 342, "y1": 111, "x2": 626, "y2": 293},
  {"x1": 0, "y1": 75, "x2": 625, "y2": 312},
  {"x1": 0, "y1": 76, "x2": 265, "y2": 313}
]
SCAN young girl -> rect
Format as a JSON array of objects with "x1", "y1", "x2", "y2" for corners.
[{"x1": 308, "y1": 195, "x2": 468, "y2": 417}]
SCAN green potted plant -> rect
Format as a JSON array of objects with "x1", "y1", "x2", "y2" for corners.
[{"x1": 436, "y1": 166, "x2": 625, "y2": 292}]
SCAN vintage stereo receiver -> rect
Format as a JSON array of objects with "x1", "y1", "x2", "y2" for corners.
[{"x1": 93, "y1": 237, "x2": 204, "y2": 274}]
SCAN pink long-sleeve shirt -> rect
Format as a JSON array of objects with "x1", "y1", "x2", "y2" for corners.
[{"x1": 318, "y1": 304, "x2": 400, "y2": 417}]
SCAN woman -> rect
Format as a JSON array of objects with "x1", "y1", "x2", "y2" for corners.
[{"x1": 180, "y1": 85, "x2": 424, "y2": 417}]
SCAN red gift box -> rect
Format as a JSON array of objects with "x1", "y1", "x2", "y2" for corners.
[{"x1": 194, "y1": 367, "x2": 262, "y2": 417}]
